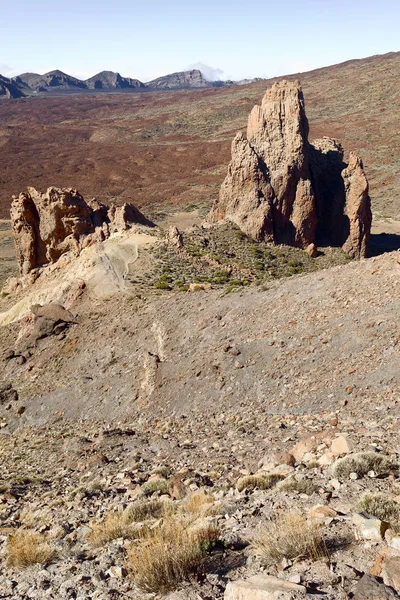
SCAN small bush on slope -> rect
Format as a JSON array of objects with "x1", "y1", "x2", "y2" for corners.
[
  {"x1": 7, "y1": 530, "x2": 56, "y2": 568},
  {"x1": 236, "y1": 473, "x2": 284, "y2": 492},
  {"x1": 127, "y1": 515, "x2": 220, "y2": 593},
  {"x1": 251, "y1": 511, "x2": 327, "y2": 564},
  {"x1": 332, "y1": 452, "x2": 397, "y2": 479},
  {"x1": 357, "y1": 492, "x2": 400, "y2": 524}
]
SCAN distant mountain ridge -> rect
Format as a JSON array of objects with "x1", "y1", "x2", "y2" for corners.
[{"x1": 0, "y1": 68, "x2": 258, "y2": 98}]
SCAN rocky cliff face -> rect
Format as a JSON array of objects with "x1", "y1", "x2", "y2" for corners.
[
  {"x1": 10, "y1": 187, "x2": 154, "y2": 275},
  {"x1": 206, "y1": 81, "x2": 372, "y2": 258},
  {"x1": 145, "y1": 69, "x2": 211, "y2": 90}
]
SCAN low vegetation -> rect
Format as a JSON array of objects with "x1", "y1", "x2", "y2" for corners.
[
  {"x1": 141, "y1": 476, "x2": 170, "y2": 496},
  {"x1": 357, "y1": 492, "x2": 400, "y2": 524},
  {"x1": 148, "y1": 223, "x2": 350, "y2": 296},
  {"x1": 276, "y1": 476, "x2": 316, "y2": 495},
  {"x1": 7, "y1": 530, "x2": 56, "y2": 568},
  {"x1": 250, "y1": 511, "x2": 327, "y2": 564},
  {"x1": 332, "y1": 452, "x2": 397, "y2": 479},
  {"x1": 236, "y1": 473, "x2": 284, "y2": 492},
  {"x1": 127, "y1": 515, "x2": 220, "y2": 593}
]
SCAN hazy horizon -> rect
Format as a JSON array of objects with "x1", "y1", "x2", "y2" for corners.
[{"x1": 0, "y1": 0, "x2": 399, "y2": 82}]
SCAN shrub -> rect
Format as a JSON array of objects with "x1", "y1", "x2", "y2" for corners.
[
  {"x1": 357, "y1": 492, "x2": 400, "y2": 524},
  {"x1": 127, "y1": 516, "x2": 220, "y2": 593},
  {"x1": 332, "y1": 452, "x2": 397, "y2": 479},
  {"x1": 276, "y1": 476, "x2": 316, "y2": 495},
  {"x1": 154, "y1": 281, "x2": 172, "y2": 290},
  {"x1": 236, "y1": 473, "x2": 284, "y2": 492},
  {"x1": 7, "y1": 530, "x2": 56, "y2": 568},
  {"x1": 141, "y1": 477, "x2": 170, "y2": 496},
  {"x1": 125, "y1": 498, "x2": 168, "y2": 522},
  {"x1": 250, "y1": 511, "x2": 327, "y2": 564}
]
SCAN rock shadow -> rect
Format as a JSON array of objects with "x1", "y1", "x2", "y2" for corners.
[{"x1": 369, "y1": 232, "x2": 400, "y2": 256}]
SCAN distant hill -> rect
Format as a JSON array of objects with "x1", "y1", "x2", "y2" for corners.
[
  {"x1": 85, "y1": 71, "x2": 145, "y2": 90},
  {"x1": 0, "y1": 74, "x2": 26, "y2": 99},
  {"x1": 13, "y1": 70, "x2": 87, "y2": 92},
  {"x1": 1, "y1": 68, "x2": 252, "y2": 97}
]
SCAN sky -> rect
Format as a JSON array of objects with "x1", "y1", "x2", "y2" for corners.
[{"x1": 0, "y1": 0, "x2": 399, "y2": 82}]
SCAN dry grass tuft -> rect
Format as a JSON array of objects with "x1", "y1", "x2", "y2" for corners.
[
  {"x1": 90, "y1": 498, "x2": 176, "y2": 546},
  {"x1": 250, "y1": 511, "x2": 327, "y2": 565},
  {"x1": 127, "y1": 515, "x2": 220, "y2": 593},
  {"x1": 7, "y1": 530, "x2": 56, "y2": 568},
  {"x1": 332, "y1": 452, "x2": 397, "y2": 479},
  {"x1": 236, "y1": 473, "x2": 284, "y2": 492},
  {"x1": 357, "y1": 492, "x2": 400, "y2": 524},
  {"x1": 181, "y1": 491, "x2": 219, "y2": 517}
]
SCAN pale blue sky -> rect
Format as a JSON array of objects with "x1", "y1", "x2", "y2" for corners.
[{"x1": 0, "y1": 0, "x2": 398, "y2": 82}]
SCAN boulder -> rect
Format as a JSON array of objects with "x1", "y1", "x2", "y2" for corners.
[
  {"x1": 353, "y1": 574, "x2": 400, "y2": 599},
  {"x1": 0, "y1": 383, "x2": 18, "y2": 405},
  {"x1": 224, "y1": 575, "x2": 306, "y2": 600},
  {"x1": 353, "y1": 512, "x2": 389, "y2": 541},
  {"x1": 383, "y1": 557, "x2": 400, "y2": 594},
  {"x1": 10, "y1": 186, "x2": 154, "y2": 275},
  {"x1": 206, "y1": 81, "x2": 371, "y2": 258}
]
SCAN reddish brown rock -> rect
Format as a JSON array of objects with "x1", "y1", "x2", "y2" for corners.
[
  {"x1": 342, "y1": 153, "x2": 372, "y2": 259},
  {"x1": 11, "y1": 186, "x2": 154, "y2": 275},
  {"x1": 206, "y1": 81, "x2": 371, "y2": 258}
]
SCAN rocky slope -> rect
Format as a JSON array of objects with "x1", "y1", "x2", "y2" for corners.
[{"x1": 0, "y1": 227, "x2": 399, "y2": 598}]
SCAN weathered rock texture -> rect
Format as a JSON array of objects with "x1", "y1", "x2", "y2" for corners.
[
  {"x1": 10, "y1": 186, "x2": 154, "y2": 275},
  {"x1": 207, "y1": 81, "x2": 372, "y2": 258}
]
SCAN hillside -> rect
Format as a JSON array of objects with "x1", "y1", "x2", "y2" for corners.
[
  {"x1": 0, "y1": 214, "x2": 399, "y2": 597},
  {"x1": 0, "y1": 52, "x2": 398, "y2": 220}
]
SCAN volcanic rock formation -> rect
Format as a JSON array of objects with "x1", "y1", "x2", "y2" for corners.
[
  {"x1": 206, "y1": 81, "x2": 372, "y2": 258},
  {"x1": 10, "y1": 186, "x2": 154, "y2": 275}
]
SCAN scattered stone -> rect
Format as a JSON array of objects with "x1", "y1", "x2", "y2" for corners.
[
  {"x1": 224, "y1": 574, "x2": 306, "y2": 600},
  {"x1": 331, "y1": 435, "x2": 352, "y2": 456},
  {"x1": 306, "y1": 243, "x2": 318, "y2": 258},
  {"x1": 383, "y1": 558, "x2": 400, "y2": 593},
  {"x1": 0, "y1": 382, "x2": 18, "y2": 404},
  {"x1": 353, "y1": 512, "x2": 389, "y2": 541},
  {"x1": 353, "y1": 574, "x2": 400, "y2": 599}
]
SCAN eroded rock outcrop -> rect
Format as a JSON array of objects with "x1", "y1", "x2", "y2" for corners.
[
  {"x1": 206, "y1": 81, "x2": 371, "y2": 258},
  {"x1": 11, "y1": 186, "x2": 154, "y2": 275}
]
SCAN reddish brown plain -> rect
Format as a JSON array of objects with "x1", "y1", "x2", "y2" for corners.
[{"x1": 0, "y1": 52, "x2": 398, "y2": 219}]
